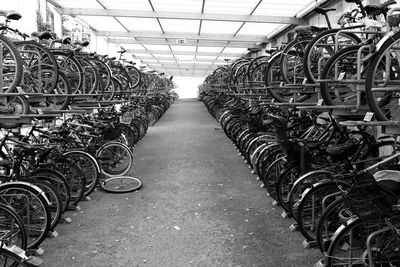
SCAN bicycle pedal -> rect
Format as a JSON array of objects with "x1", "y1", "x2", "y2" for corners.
[
  {"x1": 260, "y1": 183, "x2": 264, "y2": 188},
  {"x1": 26, "y1": 248, "x2": 45, "y2": 256},
  {"x1": 289, "y1": 223, "x2": 298, "y2": 232},
  {"x1": 248, "y1": 165, "x2": 251, "y2": 169},
  {"x1": 272, "y1": 200, "x2": 279, "y2": 206},
  {"x1": 251, "y1": 170, "x2": 255, "y2": 174},
  {"x1": 84, "y1": 196, "x2": 91, "y2": 201}
]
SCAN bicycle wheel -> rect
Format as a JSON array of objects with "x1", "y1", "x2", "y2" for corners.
[
  {"x1": 100, "y1": 176, "x2": 142, "y2": 193},
  {"x1": 0, "y1": 182, "x2": 51, "y2": 249},
  {"x1": 288, "y1": 170, "x2": 334, "y2": 220},
  {"x1": 62, "y1": 150, "x2": 100, "y2": 197},
  {"x1": 263, "y1": 155, "x2": 286, "y2": 200},
  {"x1": 0, "y1": 203, "x2": 27, "y2": 250},
  {"x1": 297, "y1": 181, "x2": 349, "y2": 241},
  {"x1": 96, "y1": 141, "x2": 133, "y2": 177},
  {"x1": 276, "y1": 163, "x2": 301, "y2": 212},
  {"x1": 0, "y1": 35, "x2": 23, "y2": 92},
  {"x1": 44, "y1": 70, "x2": 72, "y2": 110},
  {"x1": 316, "y1": 197, "x2": 345, "y2": 254},
  {"x1": 14, "y1": 41, "x2": 59, "y2": 92},
  {"x1": 303, "y1": 29, "x2": 361, "y2": 83},
  {"x1": 326, "y1": 217, "x2": 387, "y2": 267},
  {"x1": 52, "y1": 50, "x2": 84, "y2": 94},
  {"x1": 366, "y1": 219, "x2": 400, "y2": 266},
  {"x1": 30, "y1": 168, "x2": 70, "y2": 214},
  {"x1": 53, "y1": 158, "x2": 86, "y2": 207},
  {"x1": 28, "y1": 178, "x2": 62, "y2": 231},
  {"x1": 365, "y1": 30, "x2": 400, "y2": 121},
  {"x1": 319, "y1": 45, "x2": 366, "y2": 106},
  {"x1": 125, "y1": 65, "x2": 141, "y2": 89},
  {"x1": 0, "y1": 95, "x2": 29, "y2": 129},
  {"x1": 280, "y1": 37, "x2": 313, "y2": 84}
]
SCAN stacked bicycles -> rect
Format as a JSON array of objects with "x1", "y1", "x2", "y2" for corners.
[{"x1": 201, "y1": 1, "x2": 400, "y2": 266}]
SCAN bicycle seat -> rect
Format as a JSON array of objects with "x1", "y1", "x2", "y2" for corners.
[
  {"x1": 62, "y1": 37, "x2": 71, "y2": 44},
  {"x1": 5, "y1": 11, "x2": 22, "y2": 21},
  {"x1": 74, "y1": 41, "x2": 89, "y2": 47},
  {"x1": 31, "y1": 31, "x2": 52, "y2": 40},
  {"x1": 364, "y1": 5, "x2": 382, "y2": 16},
  {"x1": 118, "y1": 50, "x2": 126, "y2": 54},
  {"x1": 314, "y1": 7, "x2": 336, "y2": 15},
  {"x1": 294, "y1": 26, "x2": 328, "y2": 34},
  {"x1": 374, "y1": 170, "x2": 400, "y2": 196},
  {"x1": 379, "y1": 0, "x2": 397, "y2": 10}
]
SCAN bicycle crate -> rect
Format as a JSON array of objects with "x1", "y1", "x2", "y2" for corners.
[{"x1": 340, "y1": 181, "x2": 395, "y2": 220}]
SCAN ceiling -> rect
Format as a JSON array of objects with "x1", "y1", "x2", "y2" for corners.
[{"x1": 47, "y1": 0, "x2": 316, "y2": 77}]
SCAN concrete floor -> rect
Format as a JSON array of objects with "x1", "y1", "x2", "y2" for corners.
[{"x1": 41, "y1": 99, "x2": 321, "y2": 267}]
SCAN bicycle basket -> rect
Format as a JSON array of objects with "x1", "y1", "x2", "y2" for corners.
[{"x1": 341, "y1": 182, "x2": 395, "y2": 219}]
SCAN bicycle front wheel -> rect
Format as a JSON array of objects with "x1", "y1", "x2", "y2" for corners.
[
  {"x1": 100, "y1": 176, "x2": 142, "y2": 193},
  {"x1": 96, "y1": 141, "x2": 133, "y2": 177}
]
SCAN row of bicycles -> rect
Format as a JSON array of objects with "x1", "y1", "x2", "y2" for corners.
[
  {"x1": 0, "y1": 91, "x2": 176, "y2": 266},
  {"x1": 0, "y1": 10, "x2": 174, "y2": 119},
  {"x1": 0, "y1": 8, "x2": 178, "y2": 266},
  {"x1": 202, "y1": 90, "x2": 400, "y2": 266},
  {"x1": 203, "y1": 0, "x2": 400, "y2": 122},
  {"x1": 200, "y1": 0, "x2": 400, "y2": 266}
]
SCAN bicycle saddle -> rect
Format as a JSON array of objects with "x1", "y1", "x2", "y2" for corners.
[
  {"x1": 31, "y1": 31, "x2": 52, "y2": 40},
  {"x1": 4, "y1": 11, "x2": 21, "y2": 21},
  {"x1": 74, "y1": 41, "x2": 89, "y2": 47},
  {"x1": 374, "y1": 170, "x2": 400, "y2": 196},
  {"x1": 314, "y1": 7, "x2": 336, "y2": 15}
]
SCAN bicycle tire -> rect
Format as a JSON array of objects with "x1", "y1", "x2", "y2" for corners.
[
  {"x1": 0, "y1": 35, "x2": 23, "y2": 92},
  {"x1": 365, "y1": 30, "x2": 400, "y2": 121},
  {"x1": 52, "y1": 50, "x2": 84, "y2": 94},
  {"x1": 62, "y1": 150, "x2": 100, "y2": 197},
  {"x1": 0, "y1": 182, "x2": 51, "y2": 249},
  {"x1": 303, "y1": 29, "x2": 361, "y2": 83},
  {"x1": 0, "y1": 95, "x2": 29, "y2": 129},
  {"x1": 326, "y1": 217, "x2": 387, "y2": 267},
  {"x1": 96, "y1": 141, "x2": 133, "y2": 177},
  {"x1": 0, "y1": 203, "x2": 27, "y2": 250},
  {"x1": 100, "y1": 176, "x2": 143, "y2": 193}
]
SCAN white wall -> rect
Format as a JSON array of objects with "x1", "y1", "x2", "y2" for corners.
[{"x1": 172, "y1": 76, "x2": 204, "y2": 99}]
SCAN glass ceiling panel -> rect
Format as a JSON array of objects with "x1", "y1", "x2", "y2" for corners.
[
  {"x1": 236, "y1": 23, "x2": 280, "y2": 36},
  {"x1": 77, "y1": 16, "x2": 127, "y2": 32},
  {"x1": 222, "y1": 47, "x2": 248, "y2": 53},
  {"x1": 201, "y1": 21, "x2": 242, "y2": 34},
  {"x1": 53, "y1": 0, "x2": 102, "y2": 9},
  {"x1": 176, "y1": 55, "x2": 195, "y2": 61},
  {"x1": 197, "y1": 46, "x2": 224, "y2": 53},
  {"x1": 120, "y1": 44, "x2": 146, "y2": 50},
  {"x1": 152, "y1": 54, "x2": 175, "y2": 58},
  {"x1": 117, "y1": 18, "x2": 161, "y2": 32},
  {"x1": 144, "y1": 45, "x2": 171, "y2": 51},
  {"x1": 151, "y1": 0, "x2": 202, "y2": 12},
  {"x1": 170, "y1": 46, "x2": 197, "y2": 52},
  {"x1": 142, "y1": 59, "x2": 158, "y2": 62},
  {"x1": 159, "y1": 60, "x2": 176, "y2": 63},
  {"x1": 204, "y1": 0, "x2": 261, "y2": 15},
  {"x1": 195, "y1": 56, "x2": 217, "y2": 60},
  {"x1": 132, "y1": 53, "x2": 153, "y2": 58},
  {"x1": 99, "y1": 0, "x2": 152, "y2": 11},
  {"x1": 195, "y1": 61, "x2": 214, "y2": 65},
  {"x1": 159, "y1": 19, "x2": 200, "y2": 33},
  {"x1": 253, "y1": 0, "x2": 311, "y2": 16}
]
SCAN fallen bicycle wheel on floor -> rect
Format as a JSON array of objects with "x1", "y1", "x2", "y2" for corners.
[{"x1": 100, "y1": 176, "x2": 143, "y2": 193}]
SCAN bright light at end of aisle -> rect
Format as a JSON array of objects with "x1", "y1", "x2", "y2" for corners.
[{"x1": 172, "y1": 76, "x2": 205, "y2": 99}]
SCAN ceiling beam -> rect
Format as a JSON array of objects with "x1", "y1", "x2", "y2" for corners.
[
  {"x1": 59, "y1": 8, "x2": 302, "y2": 24},
  {"x1": 97, "y1": 31, "x2": 265, "y2": 42},
  {"x1": 148, "y1": 65, "x2": 213, "y2": 70},
  {"x1": 108, "y1": 38, "x2": 259, "y2": 48},
  {"x1": 127, "y1": 49, "x2": 243, "y2": 57}
]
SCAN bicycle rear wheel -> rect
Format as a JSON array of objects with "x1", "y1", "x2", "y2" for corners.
[
  {"x1": 100, "y1": 176, "x2": 142, "y2": 193},
  {"x1": 0, "y1": 35, "x2": 23, "y2": 92},
  {"x1": 0, "y1": 203, "x2": 27, "y2": 250}
]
